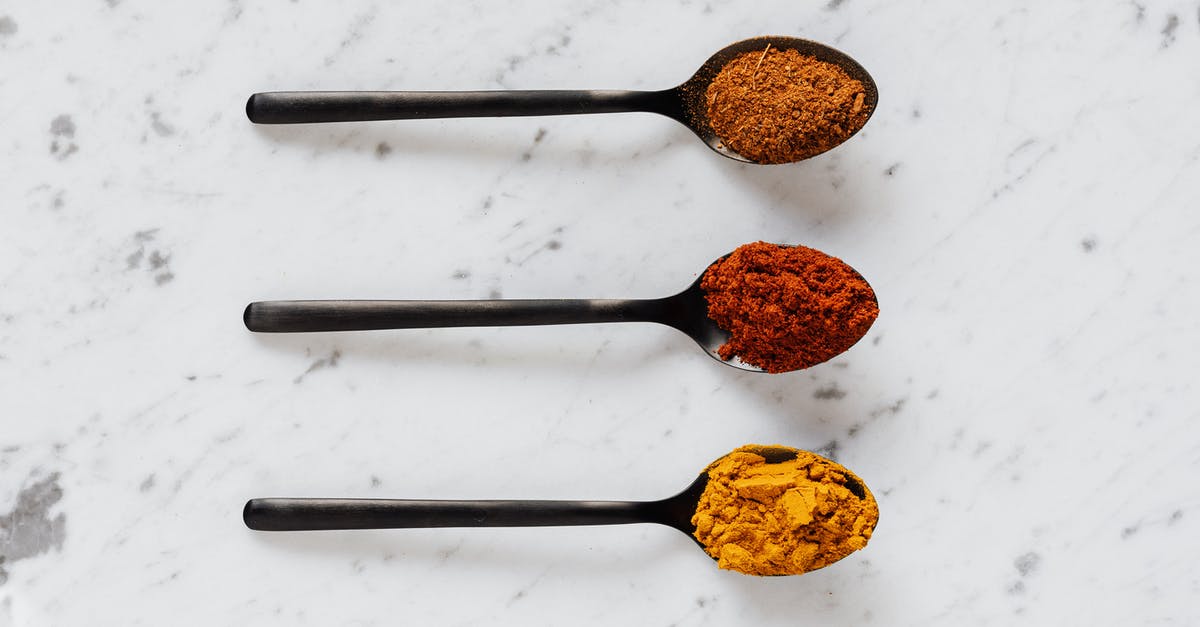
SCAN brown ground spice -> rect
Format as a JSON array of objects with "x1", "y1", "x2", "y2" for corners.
[
  {"x1": 692, "y1": 446, "x2": 879, "y2": 576},
  {"x1": 701, "y1": 242, "x2": 877, "y2": 373},
  {"x1": 706, "y1": 46, "x2": 870, "y2": 163}
]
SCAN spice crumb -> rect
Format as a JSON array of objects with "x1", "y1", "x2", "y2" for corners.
[{"x1": 751, "y1": 43, "x2": 771, "y2": 86}]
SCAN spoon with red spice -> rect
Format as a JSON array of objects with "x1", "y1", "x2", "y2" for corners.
[
  {"x1": 245, "y1": 36, "x2": 877, "y2": 164},
  {"x1": 244, "y1": 242, "x2": 878, "y2": 373}
]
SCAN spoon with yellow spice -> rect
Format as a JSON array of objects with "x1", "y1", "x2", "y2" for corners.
[
  {"x1": 246, "y1": 35, "x2": 877, "y2": 164},
  {"x1": 244, "y1": 445, "x2": 879, "y2": 576}
]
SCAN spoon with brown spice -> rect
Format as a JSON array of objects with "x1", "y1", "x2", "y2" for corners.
[
  {"x1": 246, "y1": 36, "x2": 877, "y2": 164},
  {"x1": 244, "y1": 445, "x2": 879, "y2": 576},
  {"x1": 244, "y1": 242, "x2": 878, "y2": 373}
]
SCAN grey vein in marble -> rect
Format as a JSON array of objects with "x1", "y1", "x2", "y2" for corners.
[{"x1": 0, "y1": 473, "x2": 66, "y2": 586}]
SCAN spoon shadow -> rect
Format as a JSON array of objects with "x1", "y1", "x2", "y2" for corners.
[
  {"x1": 245, "y1": 524, "x2": 695, "y2": 575},
  {"x1": 718, "y1": 350, "x2": 891, "y2": 460},
  {"x1": 714, "y1": 149, "x2": 880, "y2": 229},
  {"x1": 248, "y1": 117, "x2": 699, "y2": 166},
  {"x1": 247, "y1": 326, "x2": 702, "y2": 377}
]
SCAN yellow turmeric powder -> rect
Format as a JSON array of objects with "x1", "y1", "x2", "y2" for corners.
[{"x1": 691, "y1": 445, "x2": 878, "y2": 576}]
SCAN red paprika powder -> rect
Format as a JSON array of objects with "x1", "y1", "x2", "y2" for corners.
[{"x1": 701, "y1": 242, "x2": 877, "y2": 373}]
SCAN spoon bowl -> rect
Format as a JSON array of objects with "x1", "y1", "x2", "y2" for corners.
[
  {"x1": 656, "y1": 272, "x2": 762, "y2": 372},
  {"x1": 669, "y1": 35, "x2": 879, "y2": 163},
  {"x1": 246, "y1": 36, "x2": 877, "y2": 164}
]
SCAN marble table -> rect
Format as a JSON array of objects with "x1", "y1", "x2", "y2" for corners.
[{"x1": 2, "y1": 1, "x2": 1197, "y2": 624}]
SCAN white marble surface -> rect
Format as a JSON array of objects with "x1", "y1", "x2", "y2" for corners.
[{"x1": 3, "y1": 1, "x2": 1199, "y2": 624}]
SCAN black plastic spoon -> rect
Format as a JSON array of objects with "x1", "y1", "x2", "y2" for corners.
[
  {"x1": 245, "y1": 35, "x2": 877, "y2": 164},
  {"x1": 243, "y1": 446, "x2": 801, "y2": 548}
]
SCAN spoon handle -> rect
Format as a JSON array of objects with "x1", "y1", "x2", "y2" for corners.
[
  {"x1": 244, "y1": 299, "x2": 665, "y2": 333},
  {"x1": 244, "y1": 498, "x2": 652, "y2": 531},
  {"x1": 246, "y1": 90, "x2": 672, "y2": 124}
]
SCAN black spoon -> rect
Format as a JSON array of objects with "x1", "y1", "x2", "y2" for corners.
[
  {"x1": 245, "y1": 35, "x2": 877, "y2": 164},
  {"x1": 244, "y1": 249, "x2": 763, "y2": 371},
  {"x1": 243, "y1": 446, "x2": 801, "y2": 551}
]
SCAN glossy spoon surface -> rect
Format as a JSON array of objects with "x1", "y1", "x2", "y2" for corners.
[
  {"x1": 246, "y1": 35, "x2": 877, "y2": 164},
  {"x1": 245, "y1": 251, "x2": 760, "y2": 371},
  {"x1": 243, "y1": 446, "x2": 804, "y2": 547}
]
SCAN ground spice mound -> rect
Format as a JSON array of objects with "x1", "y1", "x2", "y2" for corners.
[
  {"x1": 706, "y1": 46, "x2": 870, "y2": 163},
  {"x1": 701, "y1": 242, "x2": 877, "y2": 373},
  {"x1": 691, "y1": 446, "x2": 878, "y2": 576}
]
